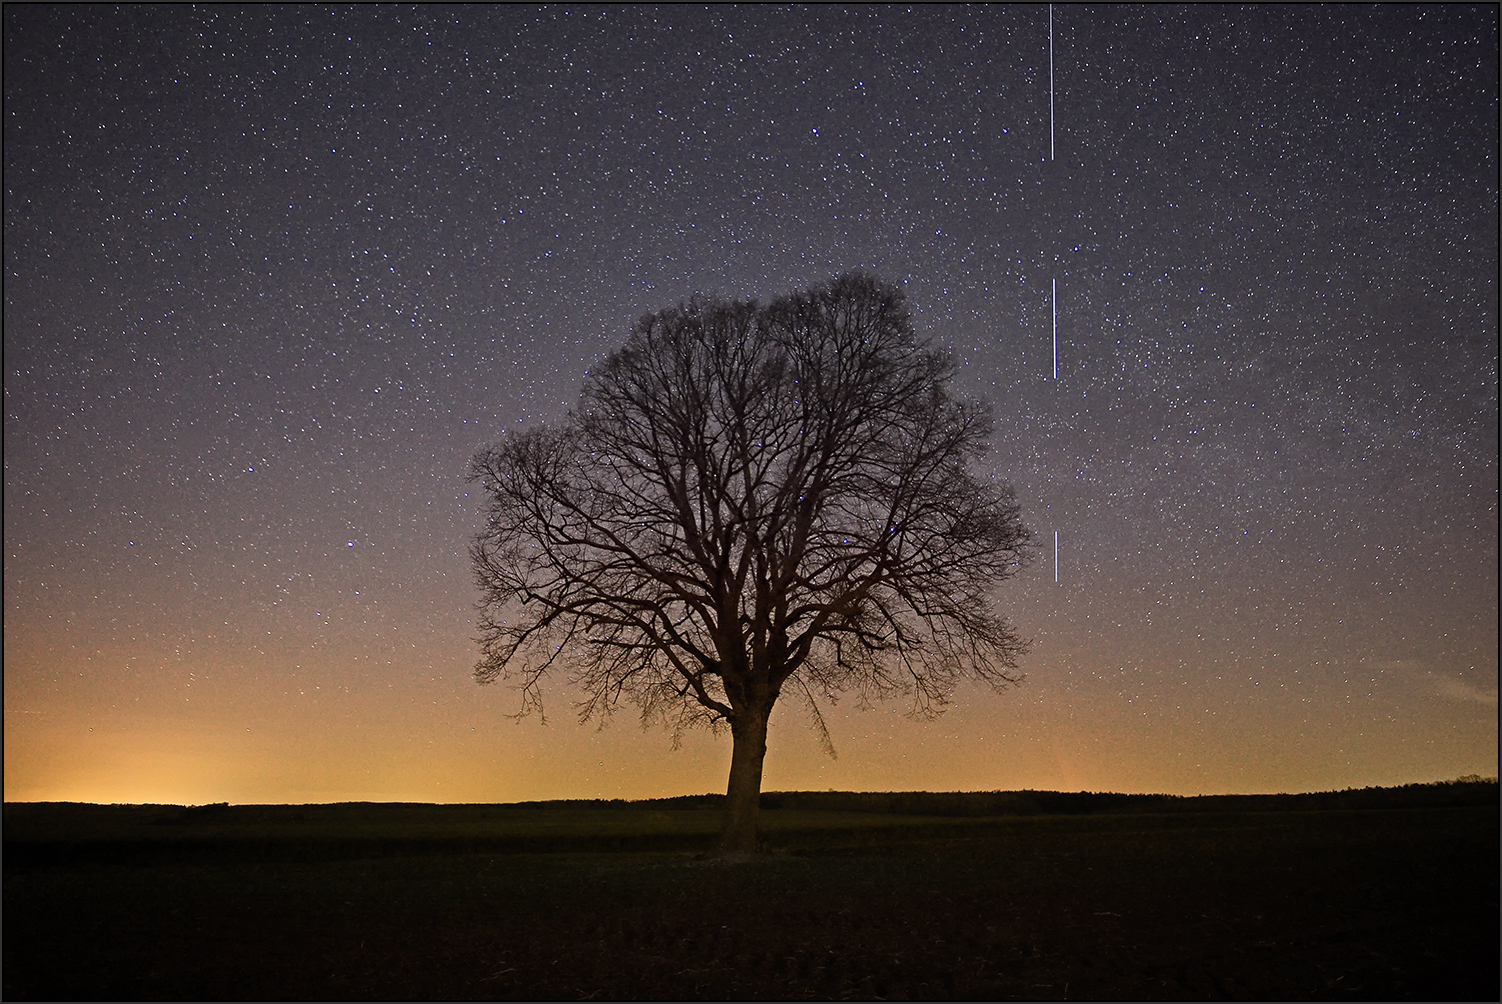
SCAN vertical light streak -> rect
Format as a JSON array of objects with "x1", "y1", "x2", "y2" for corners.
[
  {"x1": 1049, "y1": 4, "x2": 1055, "y2": 161},
  {"x1": 1052, "y1": 277, "x2": 1058, "y2": 379},
  {"x1": 1055, "y1": 530, "x2": 1059, "y2": 582}
]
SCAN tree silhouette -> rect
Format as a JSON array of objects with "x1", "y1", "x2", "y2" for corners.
[{"x1": 469, "y1": 273, "x2": 1032, "y2": 853}]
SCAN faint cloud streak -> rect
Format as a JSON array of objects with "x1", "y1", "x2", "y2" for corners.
[{"x1": 1433, "y1": 677, "x2": 1498, "y2": 707}]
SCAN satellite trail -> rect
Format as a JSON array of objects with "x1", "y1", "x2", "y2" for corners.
[
  {"x1": 1049, "y1": 4, "x2": 1055, "y2": 161},
  {"x1": 1052, "y1": 277, "x2": 1058, "y2": 379},
  {"x1": 1055, "y1": 530, "x2": 1059, "y2": 582}
]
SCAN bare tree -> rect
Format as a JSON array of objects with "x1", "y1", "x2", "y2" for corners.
[{"x1": 469, "y1": 273, "x2": 1031, "y2": 853}]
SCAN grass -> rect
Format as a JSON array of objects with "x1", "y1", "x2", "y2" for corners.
[{"x1": 5, "y1": 783, "x2": 1498, "y2": 1000}]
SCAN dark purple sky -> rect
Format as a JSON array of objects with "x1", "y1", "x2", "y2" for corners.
[{"x1": 5, "y1": 4, "x2": 1496, "y2": 803}]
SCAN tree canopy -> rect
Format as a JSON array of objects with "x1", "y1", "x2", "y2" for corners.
[{"x1": 469, "y1": 272, "x2": 1031, "y2": 851}]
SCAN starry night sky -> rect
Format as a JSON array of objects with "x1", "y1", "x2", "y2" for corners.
[{"x1": 5, "y1": 4, "x2": 1496, "y2": 804}]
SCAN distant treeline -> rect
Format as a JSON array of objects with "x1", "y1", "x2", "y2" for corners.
[{"x1": 509, "y1": 777, "x2": 1499, "y2": 816}]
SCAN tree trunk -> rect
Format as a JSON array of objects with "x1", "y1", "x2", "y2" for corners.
[{"x1": 719, "y1": 708, "x2": 770, "y2": 855}]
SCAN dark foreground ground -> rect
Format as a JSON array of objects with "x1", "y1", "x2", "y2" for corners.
[{"x1": 4, "y1": 783, "x2": 1497, "y2": 1001}]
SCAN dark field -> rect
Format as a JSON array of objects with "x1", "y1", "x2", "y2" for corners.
[{"x1": 5, "y1": 783, "x2": 1497, "y2": 1001}]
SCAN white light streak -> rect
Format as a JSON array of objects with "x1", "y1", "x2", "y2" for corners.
[
  {"x1": 1055, "y1": 530, "x2": 1059, "y2": 582},
  {"x1": 1052, "y1": 278, "x2": 1057, "y2": 379},
  {"x1": 1049, "y1": 4, "x2": 1055, "y2": 161}
]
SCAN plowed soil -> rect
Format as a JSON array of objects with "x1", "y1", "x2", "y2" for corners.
[{"x1": 4, "y1": 801, "x2": 1496, "y2": 1000}]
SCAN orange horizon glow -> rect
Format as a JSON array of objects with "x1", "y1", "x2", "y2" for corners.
[{"x1": 8, "y1": 646, "x2": 1496, "y2": 807}]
